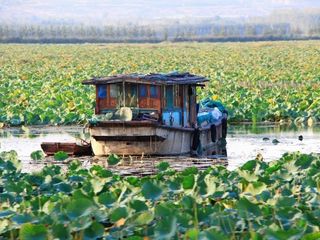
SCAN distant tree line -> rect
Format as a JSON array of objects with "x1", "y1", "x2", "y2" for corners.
[{"x1": 0, "y1": 10, "x2": 320, "y2": 43}]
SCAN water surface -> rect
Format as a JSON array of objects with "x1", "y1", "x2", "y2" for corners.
[
  {"x1": 227, "y1": 124, "x2": 320, "y2": 169},
  {"x1": 0, "y1": 124, "x2": 319, "y2": 171}
]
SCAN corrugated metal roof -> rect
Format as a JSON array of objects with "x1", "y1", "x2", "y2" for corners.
[{"x1": 82, "y1": 72, "x2": 208, "y2": 85}]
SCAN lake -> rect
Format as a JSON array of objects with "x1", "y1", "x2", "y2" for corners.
[{"x1": 1, "y1": 124, "x2": 319, "y2": 172}]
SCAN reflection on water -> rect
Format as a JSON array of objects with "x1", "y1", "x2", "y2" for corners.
[{"x1": 0, "y1": 124, "x2": 319, "y2": 172}]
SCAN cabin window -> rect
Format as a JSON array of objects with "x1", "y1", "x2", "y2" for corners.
[
  {"x1": 98, "y1": 85, "x2": 107, "y2": 99},
  {"x1": 150, "y1": 85, "x2": 159, "y2": 98},
  {"x1": 165, "y1": 85, "x2": 174, "y2": 108},
  {"x1": 110, "y1": 84, "x2": 119, "y2": 98},
  {"x1": 139, "y1": 85, "x2": 147, "y2": 98},
  {"x1": 126, "y1": 84, "x2": 138, "y2": 107}
]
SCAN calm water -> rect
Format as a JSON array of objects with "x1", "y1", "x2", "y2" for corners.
[
  {"x1": 0, "y1": 124, "x2": 319, "y2": 171},
  {"x1": 227, "y1": 124, "x2": 320, "y2": 169}
]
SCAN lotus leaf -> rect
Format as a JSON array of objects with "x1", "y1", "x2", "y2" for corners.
[
  {"x1": 107, "y1": 154, "x2": 120, "y2": 165},
  {"x1": 54, "y1": 151, "x2": 69, "y2": 161},
  {"x1": 98, "y1": 192, "x2": 117, "y2": 207},
  {"x1": 237, "y1": 197, "x2": 262, "y2": 218},
  {"x1": 199, "y1": 228, "x2": 229, "y2": 240},
  {"x1": 19, "y1": 223, "x2": 47, "y2": 240},
  {"x1": 52, "y1": 224, "x2": 72, "y2": 240},
  {"x1": 30, "y1": 150, "x2": 45, "y2": 161},
  {"x1": 110, "y1": 207, "x2": 128, "y2": 223},
  {"x1": 66, "y1": 198, "x2": 95, "y2": 220},
  {"x1": 83, "y1": 222, "x2": 105, "y2": 240},
  {"x1": 141, "y1": 180, "x2": 162, "y2": 201},
  {"x1": 11, "y1": 213, "x2": 33, "y2": 225},
  {"x1": 131, "y1": 211, "x2": 154, "y2": 226},
  {"x1": 157, "y1": 162, "x2": 170, "y2": 171},
  {"x1": 129, "y1": 200, "x2": 148, "y2": 212},
  {"x1": 0, "y1": 210, "x2": 15, "y2": 219},
  {"x1": 182, "y1": 175, "x2": 195, "y2": 189}
]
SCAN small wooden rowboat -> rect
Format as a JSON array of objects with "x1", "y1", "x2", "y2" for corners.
[{"x1": 41, "y1": 141, "x2": 92, "y2": 156}]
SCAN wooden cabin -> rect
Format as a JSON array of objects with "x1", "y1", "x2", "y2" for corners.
[{"x1": 82, "y1": 72, "x2": 227, "y2": 156}]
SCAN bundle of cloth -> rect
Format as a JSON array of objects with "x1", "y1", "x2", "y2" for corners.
[{"x1": 197, "y1": 98, "x2": 227, "y2": 127}]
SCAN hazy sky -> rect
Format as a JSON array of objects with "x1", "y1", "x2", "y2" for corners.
[{"x1": 1, "y1": 0, "x2": 319, "y2": 24}]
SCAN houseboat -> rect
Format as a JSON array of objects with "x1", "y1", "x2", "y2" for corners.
[{"x1": 82, "y1": 72, "x2": 227, "y2": 156}]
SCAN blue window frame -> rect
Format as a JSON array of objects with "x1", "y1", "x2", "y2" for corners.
[
  {"x1": 139, "y1": 85, "x2": 147, "y2": 97},
  {"x1": 166, "y1": 85, "x2": 174, "y2": 108},
  {"x1": 98, "y1": 85, "x2": 107, "y2": 99}
]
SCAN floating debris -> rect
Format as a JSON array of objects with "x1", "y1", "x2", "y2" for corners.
[
  {"x1": 255, "y1": 153, "x2": 264, "y2": 161},
  {"x1": 272, "y1": 139, "x2": 280, "y2": 145}
]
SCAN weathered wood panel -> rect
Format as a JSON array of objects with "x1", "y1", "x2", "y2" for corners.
[
  {"x1": 97, "y1": 85, "x2": 118, "y2": 111},
  {"x1": 138, "y1": 85, "x2": 161, "y2": 111},
  {"x1": 89, "y1": 120, "x2": 225, "y2": 156}
]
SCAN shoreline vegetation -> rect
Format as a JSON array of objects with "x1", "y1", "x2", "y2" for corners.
[
  {"x1": 0, "y1": 150, "x2": 319, "y2": 239},
  {"x1": 1, "y1": 36, "x2": 320, "y2": 44},
  {"x1": 1, "y1": 9, "x2": 320, "y2": 44}
]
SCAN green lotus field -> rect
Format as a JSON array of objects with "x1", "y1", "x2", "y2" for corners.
[
  {"x1": 0, "y1": 41, "x2": 320, "y2": 125},
  {"x1": 0, "y1": 151, "x2": 319, "y2": 239}
]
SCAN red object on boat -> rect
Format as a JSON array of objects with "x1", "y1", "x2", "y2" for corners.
[{"x1": 41, "y1": 141, "x2": 92, "y2": 156}]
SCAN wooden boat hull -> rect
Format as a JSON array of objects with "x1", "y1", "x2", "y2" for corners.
[
  {"x1": 89, "y1": 120, "x2": 226, "y2": 156},
  {"x1": 41, "y1": 142, "x2": 92, "y2": 156}
]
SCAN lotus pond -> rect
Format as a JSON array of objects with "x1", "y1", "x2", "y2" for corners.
[
  {"x1": 0, "y1": 147, "x2": 320, "y2": 239},
  {"x1": 1, "y1": 126, "x2": 320, "y2": 239},
  {"x1": 0, "y1": 41, "x2": 320, "y2": 125},
  {"x1": 1, "y1": 41, "x2": 320, "y2": 239}
]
